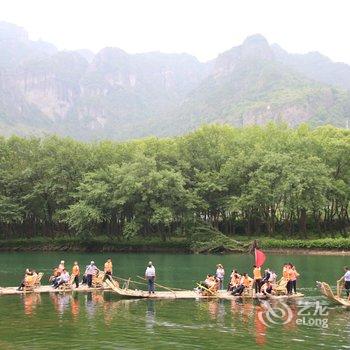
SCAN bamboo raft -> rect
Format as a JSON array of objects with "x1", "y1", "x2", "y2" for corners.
[
  {"x1": 0, "y1": 272, "x2": 112, "y2": 295},
  {"x1": 318, "y1": 281, "x2": 350, "y2": 307},
  {"x1": 105, "y1": 279, "x2": 304, "y2": 300},
  {"x1": 0, "y1": 285, "x2": 110, "y2": 295}
]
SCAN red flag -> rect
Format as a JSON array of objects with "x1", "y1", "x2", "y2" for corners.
[{"x1": 255, "y1": 248, "x2": 266, "y2": 267}]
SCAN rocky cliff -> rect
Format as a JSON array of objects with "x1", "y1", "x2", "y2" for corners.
[{"x1": 0, "y1": 22, "x2": 349, "y2": 140}]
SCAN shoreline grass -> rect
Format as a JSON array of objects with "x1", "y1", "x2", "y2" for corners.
[{"x1": 0, "y1": 235, "x2": 349, "y2": 253}]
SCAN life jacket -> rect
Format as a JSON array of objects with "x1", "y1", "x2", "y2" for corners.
[
  {"x1": 104, "y1": 261, "x2": 113, "y2": 273},
  {"x1": 231, "y1": 273, "x2": 241, "y2": 285},
  {"x1": 242, "y1": 276, "x2": 252, "y2": 288},
  {"x1": 25, "y1": 274, "x2": 35, "y2": 284},
  {"x1": 253, "y1": 267, "x2": 262, "y2": 279},
  {"x1": 289, "y1": 269, "x2": 297, "y2": 281},
  {"x1": 72, "y1": 265, "x2": 80, "y2": 276},
  {"x1": 283, "y1": 267, "x2": 289, "y2": 279}
]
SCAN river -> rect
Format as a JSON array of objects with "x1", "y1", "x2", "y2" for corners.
[{"x1": 0, "y1": 252, "x2": 348, "y2": 349}]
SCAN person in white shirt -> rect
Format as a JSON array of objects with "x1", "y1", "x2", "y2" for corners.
[
  {"x1": 53, "y1": 269, "x2": 70, "y2": 289},
  {"x1": 145, "y1": 261, "x2": 156, "y2": 294},
  {"x1": 216, "y1": 264, "x2": 225, "y2": 290},
  {"x1": 86, "y1": 261, "x2": 99, "y2": 288},
  {"x1": 58, "y1": 260, "x2": 65, "y2": 273},
  {"x1": 268, "y1": 271, "x2": 277, "y2": 284},
  {"x1": 338, "y1": 266, "x2": 350, "y2": 297}
]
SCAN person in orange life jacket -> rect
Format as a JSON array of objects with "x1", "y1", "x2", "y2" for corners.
[
  {"x1": 104, "y1": 258, "x2": 113, "y2": 281},
  {"x1": 71, "y1": 261, "x2": 80, "y2": 288},
  {"x1": 231, "y1": 272, "x2": 252, "y2": 296},
  {"x1": 227, "y1": 270, "x2": 241, "y2": 291},
  {"x1": 253, "y1": 265, "x2": 262, "y2": 293},
  {"x1": 286, "y1": 263, "x2": 297, "y2": 294},
  {"x1": 17, "y1": 268, "x2": 33, "y2": 291},
  {"x1": 289, "y1": 264, "x2": 299, "y2": 293}
]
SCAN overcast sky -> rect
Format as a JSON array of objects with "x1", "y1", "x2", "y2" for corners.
[{"x1": 1, "y1": 0, "x2": 349, "y2": 63}]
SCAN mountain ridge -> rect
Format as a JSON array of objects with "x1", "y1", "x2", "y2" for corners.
[{"x1": 0, "y1": 22, "x2": 349, "y2": 140}]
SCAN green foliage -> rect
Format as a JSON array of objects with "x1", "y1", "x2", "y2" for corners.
[
  {"x1": 189, "y1": 221, "x2": 249, "y2": 253},
  {"x1": 0, "y1": 124, "x2": 349, "y2": 244},
  {"x1": 260, "y1": 238, "x2": 350, "y2": 250}
]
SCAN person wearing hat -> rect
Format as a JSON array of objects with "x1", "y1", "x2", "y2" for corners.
[
  {"x1": 216, "y1": 264, "x2": 225, "y2": 290},
  {"x1": 145, "y1": 261, "x2": 156, "y2": 295},
  {"x1": 58, "y1": 260, "x2": 65, "y2": 273},
  {"x1": 86, "y1": 261, "x2": 98, "y2": 288}
]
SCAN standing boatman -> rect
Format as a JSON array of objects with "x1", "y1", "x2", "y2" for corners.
[
  {"x1": 145, "y1": 261, "x2": 156, "y2": 295},
  {"x1": 104, "y1": 258, "x2": 113, "y2": 281},
  {"x1": 72, "y1": 261, "x2": 80, "y2": 288},
  {"x1": 215, "y1": 264, "x2": 225, "y2": 290},
  {"x1": 86, "y1": 261, "x2": 98, "y2": 288},
  {"x1": 337, "y1": 266, "x2": 350, "y2": 297}
]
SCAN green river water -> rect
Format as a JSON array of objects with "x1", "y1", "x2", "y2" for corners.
[{"x1": 0, "y1": 252, "x2": 348, "y2": 350}]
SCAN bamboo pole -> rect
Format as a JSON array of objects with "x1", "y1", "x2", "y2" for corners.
[
  {"x1": 137, "y1": 275, "x2": 182, "y2": 295},
  {"x1": 196, "y1": 283, "x2": 215, "y2": 295}
]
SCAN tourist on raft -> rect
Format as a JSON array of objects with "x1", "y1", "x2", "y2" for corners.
[
  {"x1": 261, "y1": 268, "x2": 271, "y2": 286},
  {"x1": 337, "y1": 266, "x2": 350, "y2": 297},
  {"x1": 86, "y1": 261, "x2": 99, "y2": 288},
  {"x1": 71, "y1": 261, "x2": 80, "y2": 288},
  {"x1": 145, "y1": 261, "x2": 156, "y2": 295},
  {"x1": 104, "y1": 258, "x2": 113, "y2": 281},
  {"x1": 253, "y1": 265, "x2": 262, "y2": 294},
  {"x1": 215, "y1": 264, "x2": 225, "y2": 290},
  {"x1": 201, "y1": 274, "x2": 218, "y2": 290},
  {"x1": 58, "y1": 260, "x2": 65, "y2": 273},
  {"x1": 227, "y1": 270, "x2": 241, "y2": 292},
  {"x1": 17, "y1": 269, "x2": 34, "y2": 291},
  {"x1": 268, "y1": 269, "x2": 277, "y2": 284},
  {"x1": 261, "y1": 281, "x2": 275, "y2": 296},
  {"x1": 53, "y1": 268, "x2": 70, "y2": 289},
  {"x1": 286, "y1": 263, "x2": 299, "y2": 294},
  {"x1": 231, "y1": 272, "x2": 252, "y2": 296}
]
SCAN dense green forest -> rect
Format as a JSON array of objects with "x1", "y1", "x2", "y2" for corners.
[{"x1": 0, "y1": 123, "x2": 349, "y2": 241}]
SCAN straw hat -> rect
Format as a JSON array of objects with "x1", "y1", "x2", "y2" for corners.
[{"x1": 217, "y1": 264, "x2": 223, "y2": 268}]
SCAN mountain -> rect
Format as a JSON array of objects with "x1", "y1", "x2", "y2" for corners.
[
  {"x1": 0, "y1": 22, "x2": 349, "y2": 140},
  {"x1": 163, "y1": 35, "x2": 350, "y2": 135},
  {"x1": 272, "y1": 44, "x2": 350, "y2": 91}
]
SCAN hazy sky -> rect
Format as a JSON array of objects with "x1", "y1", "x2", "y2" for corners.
[{"x1": 1, "y1": 0, "x2": 349, "y2": 63}]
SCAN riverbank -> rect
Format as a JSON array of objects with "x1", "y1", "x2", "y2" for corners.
[{"x1": 0, "y1": 236, "x2": 349, "y2": 254}]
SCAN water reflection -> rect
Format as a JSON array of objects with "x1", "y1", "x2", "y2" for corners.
[
  {"x1": 16, "y1": 292, "x2": 350, "y2": 349},
  {"x1": 22, "y1": 293, "x2": 41, "y2": 316},
  {"x1": 50, "y1": 293, "x2": 70, "y2": 316},
  {"x1": 71, "y1": 295, "x2": 80, "y2": 320},
  {"x1": 145, "y1": 300, "x2": 156, "y2": 332}
]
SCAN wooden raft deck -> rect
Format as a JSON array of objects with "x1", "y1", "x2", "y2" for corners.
[
  {"x1": 318, "y1": 281, "x2": 350, "y2": 307},
  {"x1": 105, "y1": 280, "x2": 304, "y2": 300},
  {"x1": 0, "y1": 285, "x2": 110, "y2": 295}
]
